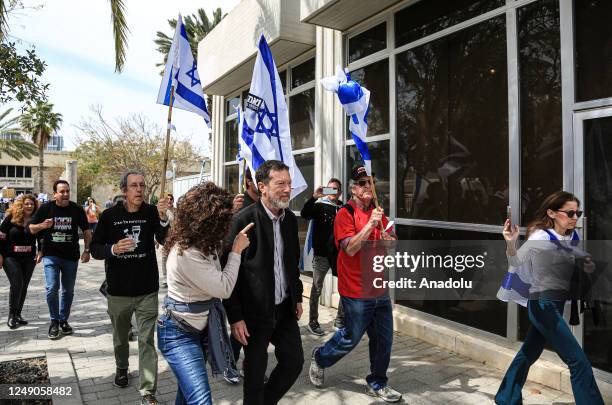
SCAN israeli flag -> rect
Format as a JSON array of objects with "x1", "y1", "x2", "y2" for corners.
[
  {"x1": 157, "y1": 14, "x2": 211, "y2": 127},
  {"x1": 239, "y1": 34, "x2": 307, "y2": 199},
  {"x1": 321, "y1": 65, "x2": 372, "y2": 175}
]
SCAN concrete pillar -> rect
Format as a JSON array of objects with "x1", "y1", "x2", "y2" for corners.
[{"x1": 65, "y1": 160, "x2": 78, "y2": 203}]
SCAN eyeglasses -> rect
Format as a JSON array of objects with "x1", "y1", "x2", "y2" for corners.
[
  {"x1": 356, "y1": 179, "x2": 375, "y2": 187},
  {"x1": 556, "y1": 209, "x2": 583, "y2": 219}
]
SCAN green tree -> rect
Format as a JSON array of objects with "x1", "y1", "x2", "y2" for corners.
[
  {"x1": 154, "y1": 8, "x2": 224, "y2": 72},
  {"x1": 20, "y1": 101, "x2": 63, "y2": 193},
  {"x1": 0, "y1": 107, "x2": 38, "y2": 159},
  {"x1": 0, "y1": 42, "x2": 48, "y2": 106}
]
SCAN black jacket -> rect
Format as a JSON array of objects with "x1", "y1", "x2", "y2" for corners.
[
  {"x1": 223, "y1": 200, "x2": 303, "y2": 328},
  {"x1": 300, "y1": 197, "x2": 343, "y2": 257}
]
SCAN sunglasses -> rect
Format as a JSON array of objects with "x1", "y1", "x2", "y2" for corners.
[
  {"x1": 556, "y1": 209, "x2": 583, "y2": 219},
  {"x1": 356, "y1": 179, "x2": 375, "y2": 187}
]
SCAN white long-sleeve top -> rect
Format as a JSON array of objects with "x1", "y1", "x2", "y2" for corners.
[
  {"x1": 166, "y1": 246, "x2": 241, "y2": 330},
  {"x1": 507, "y1": 228, "x2": 576, "y2": 293}
]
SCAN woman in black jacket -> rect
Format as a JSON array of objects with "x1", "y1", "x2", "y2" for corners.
[{"x1": 0, "y1": 195, "x2": 41, "y2": 329}]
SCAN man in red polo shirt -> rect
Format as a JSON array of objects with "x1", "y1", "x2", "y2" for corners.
[{"x1": 308, "y1": 165, "x2": 402, "y2": 403}]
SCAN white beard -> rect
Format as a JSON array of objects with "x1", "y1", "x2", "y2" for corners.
[{"x1": 271, "y1": 197, "x2": 290, "y2": 209}]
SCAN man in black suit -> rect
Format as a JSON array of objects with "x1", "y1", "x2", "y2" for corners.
[{"x1": 224, "y1": 160, "x2": 304, "y2": 405}]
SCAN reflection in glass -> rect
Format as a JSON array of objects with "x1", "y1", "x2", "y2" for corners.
[
  {"x1": 396, "y1": 16, "x2": 508, "y2": 225},
  {"x1": 279, "y1": 70, "x2": 287, "y2": 94},
  {"x1": 291, "y1": 58, "x2": 315, "y2": 89},
  {"x1": 226, "y1": 97, "x2": 240, "y2": 115},
  {"x1": 224, "y1": 164, "x2": 239, "y2": 195},
  {"x1": 395, "y1": 0, "x2": 504, "y2": 47},
  {"x1": 575, "y1": 0, "x2": 612, "y2": 102},
  {"x1": 519, "y1": 0, "x2": 562, "y2": 225},
  {"x1": 297, "y1": 216, "x2": 313, "y2": 278},
  {"x1": 346, "y1": 140, "x2": 389, "y2": 213},
  {"x1": 348, "y1": 23, "x2": 386, "y2": 63},
  {"x1": 289, "y1": 153, "x2": 314, "y2": 213},
  {"x1": 224, "y1": 120, "x2": 239, "y2": 162},
  {"x1": 289, "y1": 89, "x2": 315, "y2": 150},
  {"x1": 395, "y1": 225, "x2": 507, "y2": 337},
  {"x1": 348, "y1": 59, "x2": 389, "y2": 139}
]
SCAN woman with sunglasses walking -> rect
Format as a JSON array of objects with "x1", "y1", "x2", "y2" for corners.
[
  {"x1": 495, "y1": 191, "x2": 604, "y2": 405},
  {"x1": 0, "y1": 195, "x2": 42, "y2": 329}
]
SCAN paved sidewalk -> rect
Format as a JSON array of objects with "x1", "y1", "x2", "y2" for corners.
[{"x1": 0, "y1": 249, "x2": 574, "y2": 404}]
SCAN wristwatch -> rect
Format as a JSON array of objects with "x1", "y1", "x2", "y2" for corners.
[{"x1": 84, "y1": 248, "x2": 90, "y2": 253}]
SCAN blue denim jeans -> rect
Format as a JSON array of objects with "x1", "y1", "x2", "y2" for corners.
[
  {"x1": 157, "y1": 311, "x2": 212, "y2": 405},
  {"x1": 315, "y1": 294, "x2": 393, "y2": 390},
  {"x1": 43, "y1": 256, "x2": 78, "y2": 322},
  {"x1": 495, "y1": 299, "x2": 604, "y2": 405}
]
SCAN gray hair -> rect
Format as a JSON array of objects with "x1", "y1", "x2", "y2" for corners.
[{"x1": 119, "y1": 171, "x2": 145, "y2": 192}]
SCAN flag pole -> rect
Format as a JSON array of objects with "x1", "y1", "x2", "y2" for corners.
[
  {"x1": 240, "y1": 163, "x2": 247, "y2": 194},
  {"x1": 159, "y1": 86, "x2": 175, "y2": 200}
]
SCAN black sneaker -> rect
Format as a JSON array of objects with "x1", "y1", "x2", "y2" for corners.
[
  {"x1": 308, "y1": 321, "x2": 325, "y2": 336},
  {"x1": 140, "y1": 394, "x2": 159, "y2": 405},
  {"x1": 48, "y1": 321, "x2": 60, "y2": 339},
  {"x1": 59, "y1": 321, "x2": 73, "y2": 335},
  {"x1": 14, "y1": 314, "x2": 28, "y2": 325},
  {"x1": 7, "y1": 313, "x2": 17, "y2": 329},
  {"x1": 113, "y1": 368, "x2": 129, "y2": 388}
]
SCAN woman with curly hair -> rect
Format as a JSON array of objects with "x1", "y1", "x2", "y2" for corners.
[
  {"x1": 0, "y1": 195, "x2": 42, "y2": 329},
  {"x1": 157, "y1": 182, "x2": 253, "y2": 405}
]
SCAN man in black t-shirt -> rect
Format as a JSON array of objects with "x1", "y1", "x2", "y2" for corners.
[
  {"x1": 28, "y1": 180, "x2": 92, "y2": 340},
  {"x1": 90, "y1": 171, "x2": 168, "y2": 405}
]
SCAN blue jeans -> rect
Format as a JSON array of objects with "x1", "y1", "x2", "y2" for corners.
[
  {"x1": 315, "y1": 295, "x2": 393, "y2": 390},
  {"x1": 43, "y1": 256, "x2": 78, "y2": 322},
  {"x1": 157, "y1": 312, "x2": 212, "y2": 405},
  {"x1": 495, "y1": 299, "x2": 604, "y2": 405}
]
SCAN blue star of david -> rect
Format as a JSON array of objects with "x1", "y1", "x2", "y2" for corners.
[
  {"x1": 254, "y1": 102, "x2": 279, "y2": 141},
  {"x1": 185, "y1": 62, "x2": 201, "y2": 87}
]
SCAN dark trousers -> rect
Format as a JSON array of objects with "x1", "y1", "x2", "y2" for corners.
[
  {"x1": 495, "y1": 299, "x2": 604, "y2": 405},
  {"x1": 243, "y1": 299, "x2": 304, "y2": 405},
  {"x1": 3, "y1": 256, "x2": 36, "y2": 315}
]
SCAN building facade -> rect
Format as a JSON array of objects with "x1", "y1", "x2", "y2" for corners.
[{"x1": 199, "y1": 0, "x2": 612, "y2": 395}]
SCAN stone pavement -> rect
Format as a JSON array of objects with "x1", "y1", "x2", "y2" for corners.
[{"x1": 0, "y1": 248, "x2": 575, "y2": 404}]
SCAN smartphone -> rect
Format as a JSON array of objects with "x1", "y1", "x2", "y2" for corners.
[
  {"x1": 322, "y1": 187, "x2": 337, "y2": 195},
  {"x1": 506, "y1": 205, "x2": 512, "y2": 226}
]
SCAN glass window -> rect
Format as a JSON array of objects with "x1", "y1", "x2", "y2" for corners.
[
  {"x1": 7, "y1": 165, "x2": 15, "y2": 177},
  {"x1": 346, "y1": 140, "x2": 390, "y2": 212},
  {"x1": 16, "y1": 166, "x2": 24, "y2": 178},
  {"x1": 348, "y1": 23, "x2": 387, "y2": 64},
  {"x1": 224, "y1": 120, "x2": 239, "y2": 162},
  {"x1": 395, "y1": 224, "x2": 507, "y2": 337},
  {"x1": 575, "y1": 0, "x2": 612, "y2": 102},
  {"x1": 291, "y1": 58, "x2": 315, "y2": 89},
  {"x1": 347, "y1": 59, "x2": 389, "y2": 139},
  {"x1": 24, "y1": 167, "x2": 31, "y2": 178},
  {"x1": 241, "y1": 89, "x2": 250, "y2": 108},
  {"x1": 395, "y1": 0, "x2": 504, "y2": 47},
  {"x1": 289, "y1": 89, "x2": 315, "y2": 150},
  {"x1": 518, "y1": 0, "x2": 562, "y2": 224},
  {"x1": 279, "y1": 70, "x2": 287, "y2": 94},
  {"x1": 289, "y1": 153, "x2": 314, "y2": 213},
  {"x1": 0, "y1": 166, "x2": 5, "y2": 177},
  {"x1": 224, "y1": 164, "x2": 239, "y2": 195},
  {"x1": 396, "y1": 16, "x2": 508, "y2": 225},
  {"x1": 297, "y1": 216, "x2": 312, "y2": 277},
  {"x1": 226, "y1": 97, "x2": 240, "y2": 115}
]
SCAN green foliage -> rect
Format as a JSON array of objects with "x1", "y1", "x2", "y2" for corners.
[
  {"x1": 109, "y1": 0, "x2": 129, "y2": 73},
  {"x1": 0, "y1": 107, "x2": 38, "y2": 160},
  {"x1": 0, "y1": 41, "x2": 48, "y2": 106},
  {"x1": 19, "y1": 101, "x2": 62, "y2": 148}
]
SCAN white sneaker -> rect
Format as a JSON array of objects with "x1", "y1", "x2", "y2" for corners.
[
  {"x1": 309, "y1": 348, "x2": 324, "y2": 388},
  {"x1": 366, "y1": 384, "x2": 402, "y2": 403}
]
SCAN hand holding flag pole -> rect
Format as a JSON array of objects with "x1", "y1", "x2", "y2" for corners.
[
  {"x1": 321, "y1": 66, "x2": 382, "y2": 210},
  {"x1": 156, "y1": 14, "x2": 211, "y2": 199}
]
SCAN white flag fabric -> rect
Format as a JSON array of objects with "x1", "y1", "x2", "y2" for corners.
[
  {"x1": 235, "y1": 106, "x2": 246, "y2": 190},
  {"x1": 157, "y1": 14, "x2": 211, "y2": 127},
  {"x1": 239, "y1": 34, "x2": 307, "y2": 199},
  {"x1": 321, "y1": 65, "x2": 372, "y2": 175}
]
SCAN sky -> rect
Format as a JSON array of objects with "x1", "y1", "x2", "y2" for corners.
[{"x1": 6, "y1": 0, "x2": 240, "y2": 154}]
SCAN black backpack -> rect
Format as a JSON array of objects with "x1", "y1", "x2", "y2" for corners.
[{"x1": 326, "y1": 204, "x2": 354, "y2": 277}]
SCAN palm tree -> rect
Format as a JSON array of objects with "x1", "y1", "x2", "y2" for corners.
[
  {"x1": 154, "y1": 8, "x2": 225, "y2": 73},
  {"x1": 109, "y1": 0, "x2": 129, "y2": 73},
  {"x1": 20, "y1": 101, "x2": 63, "y2": 193},
  {"x1": 0, "y1": 107, "x2": 38, "y2": 160}
]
